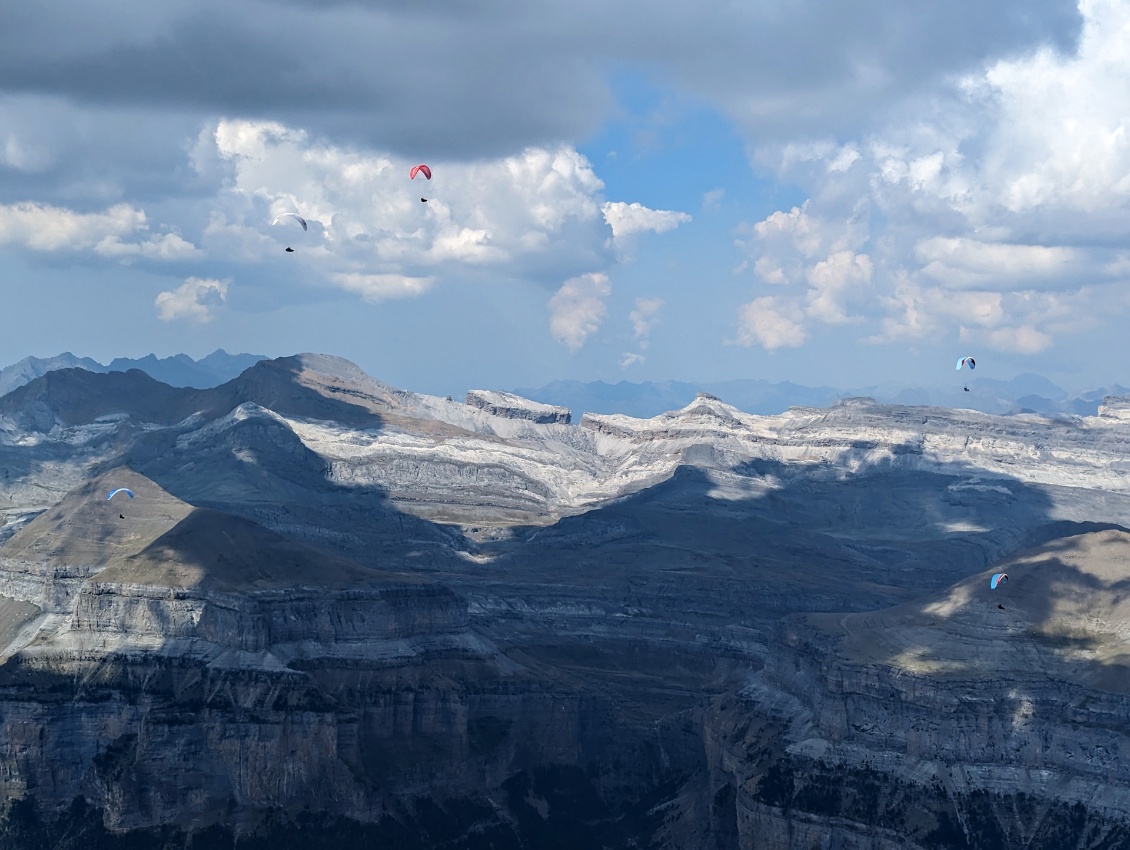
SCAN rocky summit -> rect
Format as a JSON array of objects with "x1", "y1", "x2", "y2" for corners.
[{"x1": 1, "y1": 353, "x2": 1130, "y2": 847}]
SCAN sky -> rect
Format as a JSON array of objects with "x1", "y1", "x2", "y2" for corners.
[{"x1": 3, "y1": 0, "x2": 1129, "y2": 397}]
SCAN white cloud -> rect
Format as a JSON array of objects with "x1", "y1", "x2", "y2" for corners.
[
  {"x1": 980, "y1": 324, "x2": 1053, "y2": 354},
  {"x1": 620, "y1": 352, "x2": 645, "y2": 368},
  {"x1": 734, "y1": 297, "x2": 807, "y2": 350},
  {"x1": 753, "y1": 257, "x2": 788, "y2": 285},
  {"x1": 600, "y1": 201, "x2": 691, "y2": 238},
  {"x1": 0, "y1": 201, "x2": 196, "y2": 259},
  {"x1": 736, "y1": 0, "x2": 1130, "y2": 357},
  {"x1": 548, "y1": 272, "x2": 612, "y2": 352},
  {"x1": 629, "y1": 297, "x2": 665, "y2": 343},
  {"x1": 804, "y1": 250, "x2": 873, "y2": 324},
  {"x1": 203, "y1": 119, "x2": 617, "y2": 292},
  {"x1": 703, "y1": 188, "x2": 726, "y2": 209},
  {"x1": 154, "y1": 277, "x2": 228, "y2": 323},
  {"x1": 914, "y1": 237, "x2": 1077, "y2": 290},
  {"x1": 333, "y1": 273, "x2": 436, "y2": 303}
]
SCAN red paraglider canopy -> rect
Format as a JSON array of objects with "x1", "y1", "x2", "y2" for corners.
[{"x1": 410, "y1": 164, "x2": 432, "y2": 180}]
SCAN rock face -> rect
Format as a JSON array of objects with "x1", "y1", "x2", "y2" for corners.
[
  {"x1": 465, "y1": 389, "x2": 571, "y2": 424},
  {"x1": 2, "y1": 355, "x2": 1130, "y2": 846},
  {"x1": 688, "y1": 528, "x2": 1130, "y2": 849},
  {"x1": 1097, "y1": 394, "x2": 1130, "y2": 421}
]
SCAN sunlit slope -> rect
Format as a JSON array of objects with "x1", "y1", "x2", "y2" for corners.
[
  {"x1": 810, "y1": 527, "x2": 1130, "y2": 692},
  {"x1": 1, "y1": 467, "x2": 422, "y2": 591},
  {"x1": 0, "y1": 468, "x2": 192, "y2": 566}
]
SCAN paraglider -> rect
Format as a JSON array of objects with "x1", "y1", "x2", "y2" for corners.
[
  {"x1": 272, "y1": 212, "x2": 307, "y2": 253},
  {"x1": 119, "y1": 514, "x2": 125, "y2": 520},
  {"x1": 107, "y1": 488, "x2": 134, "y2": 501},
  {"x1": 956, "y1": 356, "x2": 976, "y2": 371},
  {"x1": 997, "y1": 604, "x2": 1005, "y2": 610},
  {"x1": 964, "y1": 386, "x2": 970, "y2": 392},
  {"x1": 410, "y1": 164, "x2": 431, "y2": 202},
  {"x1": 990, "y1": 572, "x2": 1008, "y2": 590},
  {"x1": 271, "y1": 212, "x2": 307, "y2": 231}
]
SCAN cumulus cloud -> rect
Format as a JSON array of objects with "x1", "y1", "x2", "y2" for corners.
[
  {"x1": 548, "y1": 272, "x2": 612, "y2": 352},
  {"x1": 734, "y1": 205, "x2": 872, "y2": 346},
  {"x1": 734, "y1": 297, "x2": 807, "y2": 350},
  {"x1": 735, "y1": 0, "x2": 1130, "y2": 356},
  {"x1": 154, "y1": 277, "x2": 228, "y2": 323},
  {"x1": 804, "y1": 250, "x2": 873, "y2": 324},
  {"x1": 601, "y1": 202, "x2": 691, "y2": 238},
  {"x1": 0, "y1": 201, "x2": 197, "y2": 258},
  {"x1": 204, "y1": 119, "x2": 614, "y2": 290},
  {"x1": 0, "y1": 0, "x2": 1091, "y2": 371}
]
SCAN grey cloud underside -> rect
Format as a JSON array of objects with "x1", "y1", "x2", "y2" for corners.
[{"x1": 0, "y1": 0, "x2": 1081, "y2": 156}]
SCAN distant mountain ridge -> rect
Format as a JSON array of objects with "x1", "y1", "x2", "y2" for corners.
[
  {"x1": 0, "y1": 349, "x2": 268, "y2": 397},
  {"x1": 514, "y1": 373, "x2": 1130, "y2": 419}
]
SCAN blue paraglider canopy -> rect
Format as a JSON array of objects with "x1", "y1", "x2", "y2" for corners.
[
  {"x1": 990, "y1": 572, "x2": 1008, "y2": 590},
  {"x1": 107, "y1": 488, "x2": 135, "y2": 501}
]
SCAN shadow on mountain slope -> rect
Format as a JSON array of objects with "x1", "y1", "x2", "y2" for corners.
[
  {"x1": 3, "y1": 385, "x2": 1130, "y2": 845},
  {"x1": 465, "y1": 457, "x2": 1097, "y2": 630}
]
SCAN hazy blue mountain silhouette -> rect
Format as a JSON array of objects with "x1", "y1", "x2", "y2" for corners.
[
  {"x1": 516, "y1": 373, "x2": 1130, "y2": 419},
  {"x1": 0, "y1": 349, "x2": 267, "y2": 396},
  {"x1": 104, "y1": 350, "x2": 268, "y2": 388}
]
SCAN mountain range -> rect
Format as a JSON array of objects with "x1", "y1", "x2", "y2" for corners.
[
  {"x1": 0, "y1": 349, "x2": 267, "y2": 396},
  {"x1": 2, "y1": 351, "x2": 1124, "y2": 421},
  {"x1": 0, "y1": 353, "x2": 1129, "y2": 847},
  {"x1": 515, "y1": 372, "x2": 1130, "y2": 419}
]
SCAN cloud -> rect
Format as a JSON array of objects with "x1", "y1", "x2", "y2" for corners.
[
  {"x1": 0, "y1": 0, "x2": 1078, "y2": 159},
  {"x1": 980, "y1": 324, "x2": 1053, "y2": 354},
  {"x1": 629, "y1": 297, "x2": 665, "y2": 343},
  {"x1": 620, "y1": 296, "x2": 665, "y2": 368},
  {"x1": 702, "y1": 188, "x2": 725, "y2": 209},
  {"x1": 601, "y1": 202, "x2": 691, "y2": 238},
  {"x1": 0, "y1": 200, "x2": 197, "y2": 258},
  {"x1": 203, "y1": 119, "x2": 614, "y2": 288},
  {"x1": 333, "y1": 273, "x2": 435, "y2": 303},
  {"x1": 548, "y1": 272, "x2": 612, "y2": 352},
  {"x1": 804, "y1": 250, "x2": 872, "y2": 324},
  {"x1": 734, "y1": 297, "x2": 807, "y2": 350},
  {"x1": 914, "y1": 237, "x2": 1077, "y2": 290},
  {"x1": 734, "y1": 0, "x2": 1130, "y2": 356},
  {"x1": 154, "y1": 277, "x2": 228, "y2": 323}
]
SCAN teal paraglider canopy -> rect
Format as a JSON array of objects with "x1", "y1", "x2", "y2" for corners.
[{"x1": 990, "y1": 572, "x2": 1008, "y2": 590}]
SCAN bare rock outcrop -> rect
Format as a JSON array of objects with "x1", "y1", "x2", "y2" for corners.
[{"x1": 465, "y1": 389, "x2": 571, "y2": 424}]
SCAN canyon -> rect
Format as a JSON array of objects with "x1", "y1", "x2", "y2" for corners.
[{"x1": 0, "y1": 353, "x2": 1129, "y2": 847}]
